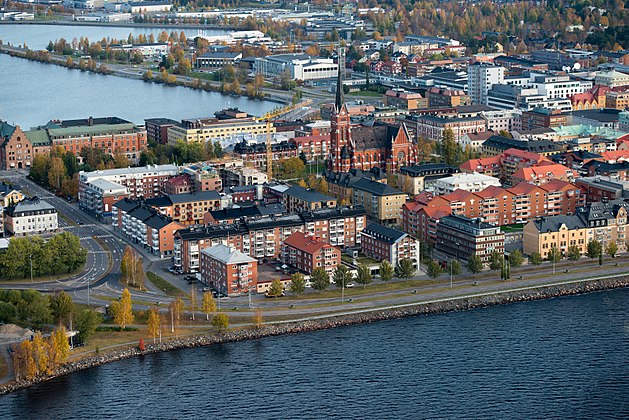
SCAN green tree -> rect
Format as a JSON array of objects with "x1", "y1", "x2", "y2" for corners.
[
  {"x1": 489, "y1": 251, "x2": 503, "y2": 270},
  {"x1": 289, "y1": 272, "x2": 306, "y2": 298},
  {"x1": 211, "y1": 313, "x2": 229, "y2": 332},
  {"x1": 49, "y1": 291, "x2": 74, "y2": 326},
  {"x1": 75, "y1": 309, "x2": 102, "y2": 344},
  {"x1": 355, "y1": 264, "x2": 373, "y2": 288},
  {"x1": 567, "y1": 245, "x2": 581, "y2": 261},
  {"x1": 501, "y1": 260, "x2": 511, "y2": 281},
  {"x1": 332, "y1": 265, "x2": 353, "y2": 288},
  {"x1": 509, "y1": 250, "x2": 524, "y2": 268},
  {"x1": 396, "y1": 258, "x2": 416, "y2": 279},
  {"x1": 267, "y1": 279, "x2": 284, "y2": 298},
  {"x1": 587, "y1": 240, "x2": 602, "y2": 259},
  {"x1": 379, "y1": 260, "x2": 394, "y2": 281},
  {"x1": 606, "y1": 242, "x2": 618, "y2": 258},
  {"x1": 213, "y1": 141, "x2": 223, "y2": 158},
  {"x1": 467, "y1": 255, "x2": 484, "y2": 274},
  {"x1": 529, "y1": 252, "x2": 543, "y2": 265},
  {"x1": 426, "y1": 260, "x2": 443, "y2": 278},
  {"x1": 547, "y1": 246, "x2": 561, "y2": 263},
  {"x1": 280, "y1": 157, "x2": 306, "y2": 178},
  {"x1": 440, "y1": 128, "x2": 457, "y2": 165},
  {"x1": 449, "y1": 259, "x2": 461, "y2": 276},
  {"x1": 0, "y1": 301, "x2": 17, "y2": 323},
  {"x1": 47, "y1": 156, "x2": 67, "y2": 191},
  {"x1": 310, "y1": 267, "x2": 330, "y2": 292}
]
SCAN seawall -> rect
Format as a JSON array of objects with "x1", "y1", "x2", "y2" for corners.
[{"x1": 1, "y1": 275, "x2": 627, "y2": 395}]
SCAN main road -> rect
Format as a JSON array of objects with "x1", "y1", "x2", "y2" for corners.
[{"x1": 0, "y1": 171, "x2": 166, "y2": 305}]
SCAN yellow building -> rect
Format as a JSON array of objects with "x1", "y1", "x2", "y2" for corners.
[
  {"x1": 167, "y1": 116, "x2": 274, "y2": 145},
  {"x1": 523, "y1": 200, "x2": 629, "y2": 258},
  {"x1": 352, "y1": 178, "x2": 407, "y2": 225},
  {"x1": 0, "y1": 183, "x2": 25, "y2": 207}
]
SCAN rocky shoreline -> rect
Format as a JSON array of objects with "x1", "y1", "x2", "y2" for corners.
[{"x1": 1, "y1": 276, "x2": 627, "y2": 395}]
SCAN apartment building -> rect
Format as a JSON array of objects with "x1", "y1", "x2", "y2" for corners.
[
  {"x1": 426, "y1": 87, "x2": 471, "y2": 108},
  {"x1": 162, "y1": 174, "x2": 194, "y2": 195},
  {"x1": 398, "y1": 164, "x2": 460, "y2": 195},
  {"x1": 79, "y1": 164, "x2": 178, "y2": 200},
  {"x1": 282, "y1": 231, "x2": 341, "y2": 276},
  {"x1": 512, "y1": 163, "x2": 577, "y2": 186},
  {"x1": 200, "y1": 244, "x2": 257, "y2": 296},
  {"x1": 383, "y1": 89, "x2": 428, "y2": 110},
  {"x1": 352, "y1": 178, "x2": 407, "y2": 224},
  {"x1": 432, "y1": 173, "x2": 501, "y2": 195},
  {"x1": 220, "y1": 164, "x2": 268, "y2": 188},
  {"x1": 145, "y1": 190, "x2": 222, "y2": 225},
  {"x1": 575, "y1": 176, "x2": 629, "y2": 203},
  {"x1": 523, "y1": 200, "x2": 629, "y2": 258},
  {"x1": 403, "y1": 180, "x2": 585, "y2": 244},
  {"x1": 112, "y1": 198, "x2": 183, "y2": 258},
  {"x1": 144, "y1": 118, "x2": 179, "y2": 144},
  {"x1": 173, "y1": 206, "x2": 367, "y2": 273},
  {"x1": 283, "y1": 185, "x2": 337, "y2": 213},
  {"x1": 289, "y1": 134, "x2": 330, "y2": 161},
  {"x1": 360, "y1": 223, "x2": 420, "y2": 269},
  {"x1": 233, "y1": 141, "x2": 298, "y2": 169},
  {"x1": 167, "y1": 112, "x2": 274, "y2": 145},
  {"x1": 404, "y1": 114, "x2": 487, "y2": 142},
  {"x1": 79, "y1": 178, "x2": 129, "y2": 220},
  {"x1": 4, "y1": 197, "x2": 58, "y2": 236},
  {"x1": 468, "y1": 62, "x2": 505, "y2": 105},
  {"x1": 481, "y1": 135, "x2": 561, "y2": 157},
  {"x1": 435, "y1": 214, "x2": 505, "y2": 263},
  {"x1": 0, "y1": 123, "x2": 46, "y2": 170}
]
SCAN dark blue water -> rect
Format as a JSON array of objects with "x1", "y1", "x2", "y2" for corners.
[{"x1": 1, "y1": 289, "x2": 627, "y2": 419}]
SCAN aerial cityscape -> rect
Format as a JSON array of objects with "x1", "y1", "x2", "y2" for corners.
[{"x1": 0, "y1": 0, "x2": 627, "y2": 417}]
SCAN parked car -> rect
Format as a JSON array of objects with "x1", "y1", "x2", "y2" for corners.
[{"x1": 346, "y1": 283, "x2": 356, "y2": 288}]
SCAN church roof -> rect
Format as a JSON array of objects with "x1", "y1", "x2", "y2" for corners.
[{"x1": 351, "y1": 123, "x2": 401, "y2": 151}]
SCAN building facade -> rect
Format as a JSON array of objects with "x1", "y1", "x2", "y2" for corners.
[
  {"x1": 4, "y1": 197, "x2": 58, "y2": 236},
  {"x1": 200, "y1": 244, "x2": 257, "y2": 296},
  {"x1": 282, "y1": 231, "x2": 341, "y2": 276},
  {"x1": 360, "y1": 223, "x2": 420, "y2": 268},
  {"x1": 435, "y1": 214, "x2": 505, "y2": 263}
]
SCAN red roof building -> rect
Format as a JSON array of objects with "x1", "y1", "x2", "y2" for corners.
[{"x1": 282, "y1": 231, "x2": 341, "y2": 276}]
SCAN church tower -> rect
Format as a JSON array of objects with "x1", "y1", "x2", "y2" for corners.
[{"x1": 328, "y1": 48, "x2": 352, "y2": 173}]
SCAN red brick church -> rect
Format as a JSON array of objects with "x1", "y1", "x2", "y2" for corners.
[{"x1": 328, "y1": 56, "x2": 417, "y2": 173}]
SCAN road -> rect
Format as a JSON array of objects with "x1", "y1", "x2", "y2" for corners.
[{"x1": 0, "y1": 171, "x2": 167, "y2": 305}]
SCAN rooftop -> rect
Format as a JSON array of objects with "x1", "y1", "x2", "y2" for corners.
[
  {"x1": 361, "y1": 222, "x2": 407, "y2": 244},
  {"x1": 283, "y1": 231, "x2": 336, "y2": 254},
  {"x1": 352, "y1": 178, "x2": 405, "y2": 196},
  {"x1": 283, "y1": 185, "x2": 335, "y2": 203},
  {"x1": 201, "y1": 244, "x2": 256, "y2": 264}
]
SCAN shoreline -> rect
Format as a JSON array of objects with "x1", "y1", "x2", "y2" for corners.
[
  {"x1": 0, "y1": 275, "x2": 626, "y2": 395},
  {"x1": 0, "y1": 20, "x2": 238, "y2": 31}
]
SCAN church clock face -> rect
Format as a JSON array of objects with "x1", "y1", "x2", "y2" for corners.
[{"x1": 398, "y1": 151, "x2": 405, "y2": 161}]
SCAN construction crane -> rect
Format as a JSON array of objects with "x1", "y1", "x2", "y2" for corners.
[{"x1": 265, "y1": 119, "x2": 273, "y2": 180}]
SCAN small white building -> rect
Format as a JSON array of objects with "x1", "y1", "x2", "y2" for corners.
[
  {"x1": 4, "y1": 197, "x2": 58, "y2": 236},
  {"x1": 432, "y1": 172, "x2": 502, "y2": 195}
]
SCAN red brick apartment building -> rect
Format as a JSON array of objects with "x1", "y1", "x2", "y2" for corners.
[
  {"x1": 200, "y1": 244, "x2": 257, "y2": 296},
  {"x1": 282, "y1": 231, "x2": 341, "y2": 276}
]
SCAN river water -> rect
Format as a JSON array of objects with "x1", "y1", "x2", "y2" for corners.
[
  {"x1": 0, "y1": 289, "x2": 627, "y2": 419},
  {"x1": 0, "y1": 24, "x2": 276, "y2": 128}
]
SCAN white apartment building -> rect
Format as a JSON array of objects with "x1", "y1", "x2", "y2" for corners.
[
  {"x1": 467, "y1": 62, "x2": 505, "y2": 105},
  {"x1": 79, "y1": 164, "x2": 178, "y2": 201},
  {"x1": 432, "y1": 173, "x2": 502, "y2": 195},
  {"x1": 4, "y1": 198, "x2": 58, "y2": 236},
  {"x1": 481, "y1": 109, "x2": 521, "y2": 132}
]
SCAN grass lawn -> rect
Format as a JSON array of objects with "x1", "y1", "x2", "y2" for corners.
[
  {"x1": 147, "y1": 272, "x2": 186, "y2": 297},
  {"x1": 189, "y1": 71, "x2": 216, "y2": 81},
  {"x1": 356, "y1": 256, "x2": 380, "y2": 266},
  {"x1": 0, "y1": 265, "x2": 85, "y2": 284},
  {"x1": 501, "y1": 224, "x2": 525, "y2": 233}
]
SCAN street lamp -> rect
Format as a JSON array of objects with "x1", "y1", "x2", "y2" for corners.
[{"x1": 29, "y1": 254, "x2": 33, "y2": 283}]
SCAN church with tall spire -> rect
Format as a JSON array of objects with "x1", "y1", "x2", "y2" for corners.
[{"x1": 327, "y1": 49, "x2": 418, "y2": 174}]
